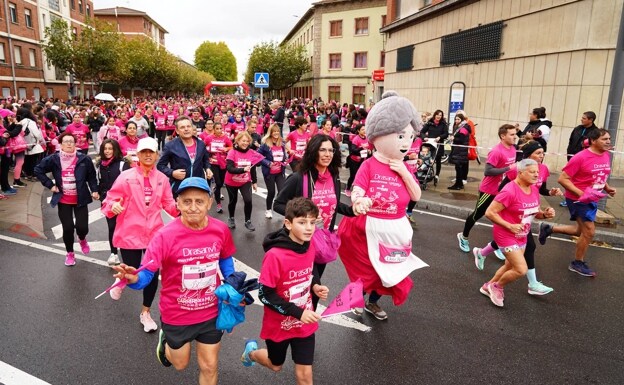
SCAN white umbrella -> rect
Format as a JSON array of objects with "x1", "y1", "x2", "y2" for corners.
[{"x1": 95, "y1": 93, "x2": 116, "y2": 102}]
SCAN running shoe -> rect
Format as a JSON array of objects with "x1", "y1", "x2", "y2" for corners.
[
  {"x1": 494, "y1": 248, "x2": 506, "y2": 261},
  {"x1": 79, "y1": 238, "x2": 90, "y2": 254},
  {"x1": 568, "y1": 260, "x2": 596, "y2": 277},
  {"x1": 245, "y1": 220, "x2": 255, "y2": 231},
  {"x1": 538, "y1": 223, "x2": 553, "y2": 245},
  {"x1": 365, "y1": 301, "x2": 388, "y2": 320},
  {"x1": 559, "y1": 200, "x2": 567, "y2": 207},
  {"x1": 457, "y1": 232, "x2": 470, "y2": 252},
  {"x1": 0, "y1": 193, "x2": 7, "y2": 200},
  {"x1": 12, "y1": 180, "x2": 27, "y2": 187},
  {"x1": 344, "y1": 189, "x2": 351, "y2": 197},
  {"x1": 107, "y1": 253, "x2": 120, "y2": 266},
  {"x1": 528, "y1": 281, "x2": 554, "y2": 295},
  {"x1": 109, "y1": 278, "x2": 125, "y2": 300},
  {"x1": 241, "y1": 339, "x2": 258, "y2": 367},
  {"x1": 65, "y1": 252, "x2": 76, "y2": 266},
  {"x1": 352, "y1": 307, "x2": 364, "y2": 316},
  {"x1": 265, "y1": 210, "x2": 272, "y2": 219},
  {"x1": 227, "y1": 217, "x2": 235, "y2": 229},
  {"x1": 479, "y1": 282, "x2": 490, "y2": 297},
  {"x1": 140, "y1": 311, "x2": 158, "y2": 333},
  {"x1": 216, "y1": 203, "x2": 223, "y2": 214},
  {"x1": 2, "y1": 188, "x2": 17, "y2": 195},
  {"x1": 473, "y1": 247, "x2": 485, "y2": 270},
  {"x1": 220, "y1": 194, "x2": 225, "y2": 200},
  {"x1": 156, "y1": 329, "x2": 172, "y2": 367},
  {"x1": 487, "y1": 282, "x2": 504, "y2": 307}
]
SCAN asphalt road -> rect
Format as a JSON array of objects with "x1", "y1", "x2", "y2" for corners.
[{"x1": 1, "y1": 180, "x2": 623, "y2": 385}]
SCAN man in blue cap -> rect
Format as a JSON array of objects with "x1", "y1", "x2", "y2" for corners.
[{"x1": 113, "y1": 177, "x2": 238, "y2": 385}]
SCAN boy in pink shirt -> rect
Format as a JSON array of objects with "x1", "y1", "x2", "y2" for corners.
[{"x1": 241, "y1": 197, "x2": 329, "y2": 385}]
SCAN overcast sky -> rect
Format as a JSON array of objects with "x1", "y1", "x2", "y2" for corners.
[{"x1": 94, "y1": 0, "x2": 315, "y2": 80}]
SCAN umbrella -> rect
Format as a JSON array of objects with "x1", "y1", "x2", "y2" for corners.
[
  {"x1": 95, "y1": 93, "x2": 116, "y2": 102},
  {"x1": 0, "y1": 108, "x2": 15, "y2": 118}
]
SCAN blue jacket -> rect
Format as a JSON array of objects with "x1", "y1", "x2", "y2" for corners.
[
  {"x1": 157, "y1": 137, "x2": 211, "y2": 195},
  {"x1": 34, "y1": 152, "x2": 98, "y2": 208},
  {"x1": 257, "y1": 142, "x2": 287, "y2": 179}
]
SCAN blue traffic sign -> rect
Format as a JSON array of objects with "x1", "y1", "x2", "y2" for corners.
[{"x1": 254, "y1": 72, "x2": 269, "y2": 88}]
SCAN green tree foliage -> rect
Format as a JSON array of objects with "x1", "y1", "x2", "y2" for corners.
[
  {"x1": 194, "y1": 41, "x2": 237, "y2": 81},
  {"x1": 244, "y1": 41, "x2": 310, "y2": 91}
]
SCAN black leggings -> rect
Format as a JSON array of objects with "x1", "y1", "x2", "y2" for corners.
[
  {"x1": 490, "y1": 234, "x2": 537, "y2": 269},
  {"x1": 24, "y1": 153, "x2": 43, "y2": 178},
  {"x1": 119, "y1": 248, "x2": 158, "y2": 308},
  {"x1": 210, "y1": 165, "x2": 226, "y2": 203},
  {"x1": 347, "y1": 160, "x2": 362, "y2": 190},
  {"x1": 434, "y1": 145, "x2": 444, "y2": 176},
  {"x1": 226, "y1": 182, "x2": 252, "y2": 221},
  {"x1": 264, "y1": 173, "x2": 285, "y2": 210},
  {"x1": 0, "y1": 154, "x2": 11, "y2": 190},
  {"x1": 155, "y1": 130, "x2": 168, "y2": 151},
  {"x1": 462, "y1": 191, "x2": 495, "y2": 238},
  {"x1": 106, "y1": 216, "x2": 118, "y2": 254},
  {"x1": 454, "y1": 163, "x2": 468, "y2": 186},
  {"x1": 57, "y1": 203, "x2": 89, "y2": 252}
]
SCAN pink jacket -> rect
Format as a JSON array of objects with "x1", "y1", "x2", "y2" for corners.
[{"x1": 101, "y1": 166, "x2": 178, "y2": 250}]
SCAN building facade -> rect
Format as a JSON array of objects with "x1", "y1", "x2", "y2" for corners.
[
  {"x1": 93, "y1": 6, "x2": 167, "y2": 48},
  {"x1": 282, "y1": 0, "x2": 386, "y2": 105},
  {"x1": 382, "y1": 0, "x2": 624, "y2": 175}
]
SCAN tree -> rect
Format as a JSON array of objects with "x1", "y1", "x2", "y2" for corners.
[
  {"x1": 42, "y1": 18, "x2": 121, "y2": 100},
  {"x1": 244, "y1": 41, "x2": 311, "y2": 92},
  {"x1": 194, "y1": 41, "x2": 237, "y2": 81}
]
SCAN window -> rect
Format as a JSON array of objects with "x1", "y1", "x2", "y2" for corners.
[
  {"x1": 33, "y1": 88, "x2": 40, "y2": 100},
  {"x1": 14, "y1": 45, "x2": 22, "y2": 65},
  {"x1": 381, "y1": 15, "x2": 387, "y2": 28},
  {"x1": 70, "y1": 0, "x2": 75, "y2": 9},
  {"x1": 328, "y1": 86, "x2": 340, "y2": 102},
  {"x1": 25, "y1": 9, "x2": 32, "y2": 28},
  {"x1": 48, "y1": 0, "x2": 60, "y2": 12},
  {"x1": 440, "y1": 21, "x2": 504, "y2": 66},
  {"x1": 380, "y1": 51, "x2": 386, "y2": 68},
  {"x1": 329, "y1": 20, "x2": 342, "y2": 37},
  {"x1": 0, "y1": 43, "x2": 5, "y2": 63},
  {"x1": 396, "y1": 45, "x2": 414, "y2": 71},
  {"x1": 9, "y1": 3, "x2": 17, "y2": 23},
  {"x1": 355, "y1": 17, "x2": 368, "y2": 35},
  {"x1": 72, "y1": 27, "x2": 77, "y2": 39},
  {"x1": 78, "y1": 0, "x2": 83, "y2": 13},
  {"x1": 47, "y1": 88, "x2": 54, "y2": 98},
  {"x1": 353, "y1": 86, "x2": 366, "y2": 105},
  {"x1": 55, "y1": 66, "x2": 66, "y2": 81},
  {"x1": 29, "y1": 49, "x2": 36, "y2": 67},
  {"x1": 18, "y1": 87, "x2": 26, "y2": 99},
  {"x1": 329, "y1": 53, "x2": 341, "y2": 69},
  {"x1": 354, "y1": 52, "x2": 367, "y2": 69},
  {"x1": 86, "y1": 4, "x2": 90, "y2": 17},
  {"x1": 2, "y1": 88, "x2": 11, "y2": 98}
]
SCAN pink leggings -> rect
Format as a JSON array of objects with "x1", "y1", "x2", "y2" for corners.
[{"x1": 13, "y1": 153, "x2": 24, "y2": 180}]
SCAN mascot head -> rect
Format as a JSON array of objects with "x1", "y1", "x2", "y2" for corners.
[{"x1": 366, "y1": 91, "x2": 421, "y2": 161}]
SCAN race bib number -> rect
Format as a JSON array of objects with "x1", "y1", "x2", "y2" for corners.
[{"x1": 182, "y1": 262, "x2": 217, "y2": 290}]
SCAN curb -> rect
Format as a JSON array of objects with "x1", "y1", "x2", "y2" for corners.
[{"x1": 0, "y1": 182, "x2": 46, "y2": 240}]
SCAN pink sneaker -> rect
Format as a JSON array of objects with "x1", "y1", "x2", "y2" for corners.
[
  {"x1": 488, "y1": 282, "x2": 504, "y2": 307},
  {"x1": 65, "y1": 252, "x2": 76, "y2": 266},
  {"x1": 79, "y1": 238, "x2": 90, "y2": 254},
  {"x1": 479, "y1": 282, "x2": 490, "y2": 297},
  {"x1": 140, "y1": 311, "x2": 158, "y2": 333},
  {"x1": 344, "y1": 189, "x2": 351, "y2": 197},
  {"x1": 109, "y1": 278, "x2": 126, "y2": 301}
]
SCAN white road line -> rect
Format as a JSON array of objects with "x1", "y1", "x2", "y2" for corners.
[
  {"x1": 0, "y1": 234, "x2": 108, "y2": 267},
  {"x1": 0, "y1": 360, "x2": 52, "y2": 385},
  {"x1": 53, "y1": 241, "x2": 111, "y2": 252}
]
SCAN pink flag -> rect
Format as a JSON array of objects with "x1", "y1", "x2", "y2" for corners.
[
  {"x1": 248, "y1": 149, "x2": 267, "y2": 167},
  {"x1": 321, "y1": 279, "x2": 365, "y2": 318}
]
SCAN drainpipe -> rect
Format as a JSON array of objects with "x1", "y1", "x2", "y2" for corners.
[{"x1": 3, "y1": 0, "x2": 18, "y2": 97}]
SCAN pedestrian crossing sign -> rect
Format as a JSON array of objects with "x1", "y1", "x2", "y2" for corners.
[{"x1": 254, "y1": 72, "x2": 269, "y2": 88}]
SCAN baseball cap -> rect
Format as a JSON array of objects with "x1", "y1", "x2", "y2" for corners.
[
  {"x1": 177, "y1": 177, "x2": 212, "y2": 195},
  {"x1": 137, "y1": 137, "x2": 158, "y2": 153}
]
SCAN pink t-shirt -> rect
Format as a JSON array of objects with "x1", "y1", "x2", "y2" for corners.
[
  {"x1": 164, "y1": 114, "x2": 176, "y2": 131},
  {"x1": 102, "y1": 124, "x2": 121, "y2": 142},
  {"x1": 505, "y1": 163, "x2": 550, "y2": 190},
  {"x1": 154, "y1": 113, "x2": 166, "y2": 130},
  {"x1": 144, "y1": 177, "x2": 153, "y2": 206},
  {"x1": 287, "y1": 130, "x2": 311, "y2": 160},
  {"x1": 269, "y1": 145, "x2": 286, "y2": 174},
  {"x1": 493, "y1": 181, "x2": 540, "y2": 247},
  {"x1": 186, "y1": 142, "x2": 197, "y2": 163},
  {"x1": 144, "y1": 217, "x2": 236, "y2": 326},
  {"x1": 562, "y1": 149, "x2": 611, "y2": 200},
  {"x1": 259, "y1": 245, "x2": 318, "y2": 342},
  {"x1": 311, "y1": 174, "x2": 337, "y2": 229},
  {"x1": 405, "y1": 138, "x2": 423, "y2": 174},
  {"x1": 198, "y1": 131, "x2": 212, "y2": 146},
  {"x1": 65, "y1": 124, "x2": 90, "y2": 150},
  {"x1": 205, "y1": 134, "x2": 232, "y2": 169},
  {"x1": 59, "y1": 157, "x2": 78, "y2": 204},
  {"x1": 118, "y1": 136, "x2": 139, "y2": 161},
  {"x1": 224, "y1": 149, "x2": 253, "y2": 187},
  {"x1": 230, "y1": 121, "x2": 246, "y2": 138},
  {"x1": 317, "y1": 129, "x2": 336, "y2": 140},
  {"x1": 353, "y1": 156, "x2": 415, "y2": 219},
  {"x1": 479, "y1": 143, "x2": 518, "y2": 195}
]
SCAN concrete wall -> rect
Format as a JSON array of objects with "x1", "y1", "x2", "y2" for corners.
[{"x1": 384, "y1": 0, "x2": 624, "y2": 176}]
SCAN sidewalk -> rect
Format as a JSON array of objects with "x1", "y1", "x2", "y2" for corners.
[{"x1": 0, "y1": 180, "x2": 46, "y2": 239}]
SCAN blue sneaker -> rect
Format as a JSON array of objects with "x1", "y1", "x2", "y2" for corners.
[
  {"x1": 2, "y1": 188, "x2": 17, "y2": 195},
  {"x1": 457, "y1": 232, "x2": 469, "y2": 252},
  {"x1": 568, "y1": 260, "x2": 596, "y2": 277},
  {"x1": 241, "y1": 339, "x2": 258, "y2": 367},
  {"x1": 528, "y1": 281, "x2": 554, "y2": 295},
  {"x1": 559, "y1": 200, "x2": 567, "y2": 207},
  {"x1": 472, "y1": 247, "x2": 485, "y2": 270},
  {"x1": 493, "y1": 248, "x2": 506, "y2": 260}
]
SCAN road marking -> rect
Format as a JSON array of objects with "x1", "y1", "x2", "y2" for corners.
[
  {"x1": 53, "y1": 241, "x2": 111, "y2": 252},
  {"x1": 0, "y1": 234, "x2": 108, "y2": 267},
  {"x1": 51, "y1": 208, "x2": 104, "y2": 240},
  {"x1": 0, "y1": 360, "x2": 51, "y2": 385}
]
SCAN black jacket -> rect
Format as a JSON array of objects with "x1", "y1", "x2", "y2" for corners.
[
  {"x1": 420, "y1": 120, "x2": 449, "y2": 143},
  {"x1": 449, "y1": 123, "x2": 471, "y2": 165},
  {"x1": 87, "y1": 114, "x2": 106, "y2": 132},
  {"x1": 157, "y1": 137, "x2": 211, "y2": 195},
  {"x1": 35, "y1": 152, "x2": 98, "y2": 208},
  {"x1": 567, "y1": 123, "x2": 598, "y2": 157},
  {"x1": 273, "y1": 107, "x2": 285, "y2": 127},
  {"x1": 273, "y1": 168, "x2": 355, "y2": 228},
  {"x1": 97, "y1": 158, "x2": 131, "y2": 200}
]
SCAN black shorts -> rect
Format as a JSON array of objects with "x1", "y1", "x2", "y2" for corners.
[
  {"x1": 161, "y1": 317, "x2": 223, "y2": 350},
  {"x1": 266, "y1": 334, "x2": 315, "y2": 366}
]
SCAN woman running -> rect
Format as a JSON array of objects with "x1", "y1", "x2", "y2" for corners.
[{"x1": 258, "y1": 123, "x2": 288, "y2": 219}]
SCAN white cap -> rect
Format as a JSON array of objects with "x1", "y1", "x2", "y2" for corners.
[{"x1": 137, "y1": 137, "x2": 158, "y2": 153}]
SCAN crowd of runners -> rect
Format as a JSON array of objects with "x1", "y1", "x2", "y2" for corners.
[{"x1": 0, "y1": 93, "x2": 616, "y2": 385}]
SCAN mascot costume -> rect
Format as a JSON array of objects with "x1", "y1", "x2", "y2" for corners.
[{"x1": 337, "y1": 91, "x2": 428, "y2": 308}]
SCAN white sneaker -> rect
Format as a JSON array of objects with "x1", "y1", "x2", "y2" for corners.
[
  {"x1": 265, "y1": 210, "x2": 272, "y2": 219},
  {"x1": 140, "y1": 311, "x2": 158, "y2": 333},
  {"x1": 109, "y1": 278, "x2": 125, "y2": 301},
  {"x1": 107, "y1": 253, "x2": 120, "y2": 266},
  {"x1": 462, "y1": 180, "x2": 468, "y2": 184}
]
